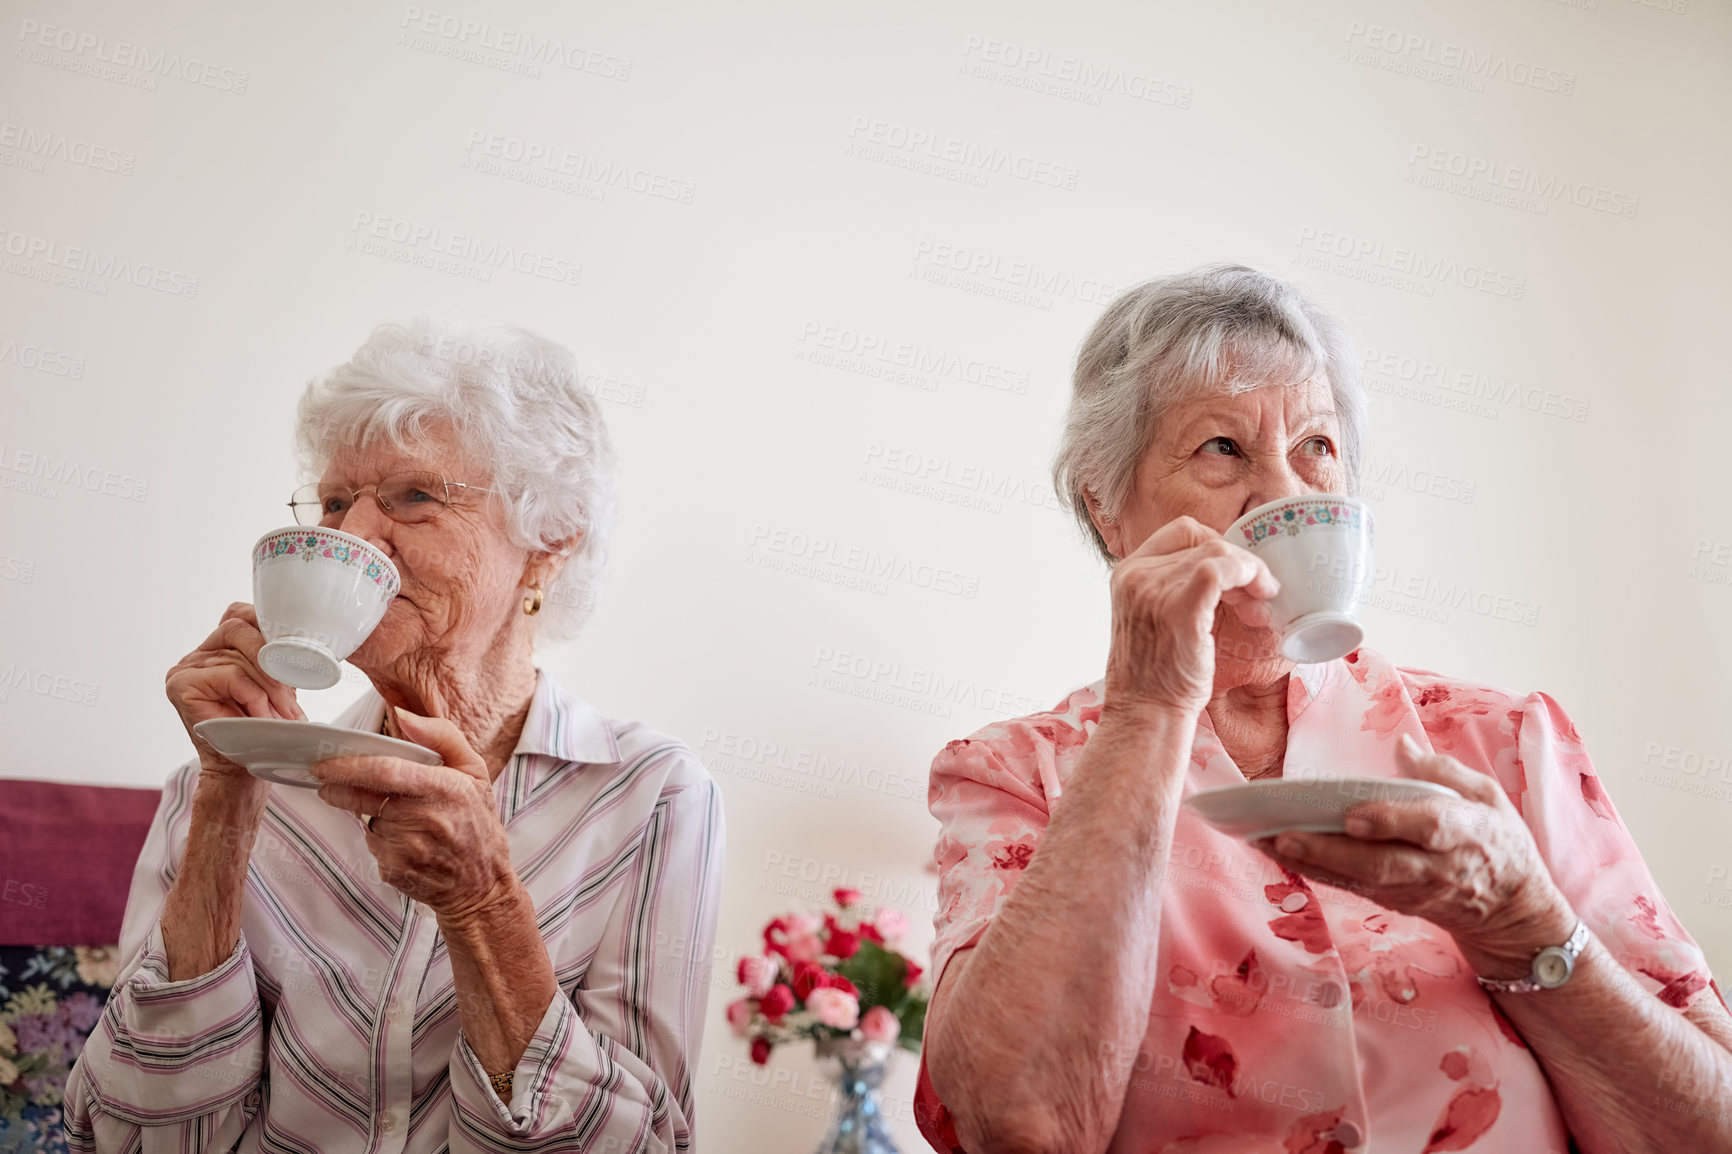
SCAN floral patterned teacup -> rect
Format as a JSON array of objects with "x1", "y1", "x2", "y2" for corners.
[
  {"x1": 1227, "y1": 494, "x2": 1374, "y2": 663},
  {"x1": 251, "y1": 526, "x2": 400, "y2": 690}
]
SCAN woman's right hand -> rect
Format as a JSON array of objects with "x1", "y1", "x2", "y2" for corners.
[
  {"x1": 1104, "y1": 516, "x2": 1279, "y2": 720},
  {"x1": 166, "y1": 602, "x2": 306, "y2": 782}
]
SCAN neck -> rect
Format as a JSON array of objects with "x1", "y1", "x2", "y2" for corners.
[
  {"x1": 1207, "y1": 674, "x2": 1291, "y2": 780},
  {"x1": 370, "y1": 629, "x2": 538, "y2": 784}
]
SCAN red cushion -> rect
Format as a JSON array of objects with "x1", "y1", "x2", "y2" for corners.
[{"x1": 0, "y1": 778, "x2": 161, "y2": 945}]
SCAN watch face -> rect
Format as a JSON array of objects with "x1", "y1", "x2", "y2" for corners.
[{"x1": 1534, "y1": 948, "x2": 1573, "y2": 988}]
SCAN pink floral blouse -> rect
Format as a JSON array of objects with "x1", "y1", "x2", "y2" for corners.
[{"x1": 915, "y1": 647, "x2": 1721, "y2": 1153}]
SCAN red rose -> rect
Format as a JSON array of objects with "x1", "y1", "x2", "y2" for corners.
[
  {"x1": 834, "y1": 887, "x2": 864, "y2": 908},
  {"x1": 819, "y1": 973, "x2": 859, "y2": 998},
  {"x1": 858, "y1": 922, "x2": 884, "y2": 945},
  {"x1": 758, "y1": 983, "x2": 795, "y2": 1022},
  {"x1": 827, "y1": 930, "x2": 861, "y2": 960},
  {"x1": 750, "y1": 1037, "x2": 772, "y2": 1065},
  {"x1": 791, "y1": 960, "x2": 827, "y2": 1001},
  {"x1": 904, "y1": 960, "x2": 924, "y2": 987},
  {"x1": 762, "y1": 917, "x2": 790, "y2": 959}
]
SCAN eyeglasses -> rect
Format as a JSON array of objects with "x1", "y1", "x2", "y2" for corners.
[{"x1": 288, "y1": 471, "x2": 499, "y2": 528}]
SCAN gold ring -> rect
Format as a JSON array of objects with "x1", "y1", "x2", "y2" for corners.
[{"x1": 375, "y1": 796, "x2": 391, "y2": 821}]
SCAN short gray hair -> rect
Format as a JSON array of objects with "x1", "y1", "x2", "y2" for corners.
[
  {"x1": 294, "y1": 317, "x2": 618, "y2": 642},
  {"x1": 1053, "y1": 264, "x2": 1366, "y2": 562}
]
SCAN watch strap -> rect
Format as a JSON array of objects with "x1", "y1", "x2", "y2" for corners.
[{"x1": 1475, "y1": 919, "x2": 1589, "y2": 995}]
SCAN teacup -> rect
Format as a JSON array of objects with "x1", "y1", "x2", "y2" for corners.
[
  {"x1": 1226, "y1": 495, "x2": 1374, "y2": 664},
  {"x1": 252, "y1": 527, "x2": 399, "y2": 690}
]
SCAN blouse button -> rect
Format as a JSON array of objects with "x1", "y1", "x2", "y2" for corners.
[
  {"x1": 1334, "y1": 1120, "x2": 1363, "y2": 1146},
  {"x1": 1279, "y1": 892, "x2": 1309, "y2": 913},
  {"x1": 379, "y1": 1111, "x2": 397, "y2": 1132}
]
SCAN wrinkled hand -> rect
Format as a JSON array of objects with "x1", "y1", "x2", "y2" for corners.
[
  {"x1": 1106, "y1": 516, "x2": 1278, "y2": 719},
  {"x1": 1256, "y1": 734, "x2": 1578, "y2": 974},
  {"x1": 310, "y1": 708, "x2": 515, "y2": 924},
  {"x1": 166, "y1": 602, "x2": 306, "y2": 785}
]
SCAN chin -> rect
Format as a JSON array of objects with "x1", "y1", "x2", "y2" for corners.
[{"x1": 1213, "y1": 620, "x2": 1289, "y2": 686}]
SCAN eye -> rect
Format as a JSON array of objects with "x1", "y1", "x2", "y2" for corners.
[
  {"x1": 402, "y1": 487, "x2": 438, "y2": 505},
  {"x1": 1299, "y1": 436, "x2": 1334, "y2": 457},
  {"x1": 322, "y1": 495, "x2": 350, "y2": 514},
  {"x1": 1200, "y1": 437, "x2": 1239, "y2": 457}
]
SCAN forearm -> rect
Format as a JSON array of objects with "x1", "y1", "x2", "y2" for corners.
[
  {"x1": 1469, "y1": 936, "x2": 1732, "y2": 1153},
  {"x1": 440, "y1": 876, "x2": 559, "y2": 1097},
  {"x1": 930, "y1": 707, "x2": 1193, "y2": 1154},
  {"x1": 161, "y1": 776, "x2": 270, "y2": 982}
]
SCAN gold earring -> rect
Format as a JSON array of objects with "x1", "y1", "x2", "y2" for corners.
[{"x1": 523, "y1": 585, "x2": 543, "y2": 616}]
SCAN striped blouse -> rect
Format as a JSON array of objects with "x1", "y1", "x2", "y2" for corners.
[{"x1": 62, "y1": 669, "x2": 726, "y2": 1153}]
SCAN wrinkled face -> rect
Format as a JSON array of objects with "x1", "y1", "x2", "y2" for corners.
[
  {"x1": 1094, "y1": 374, "x2": 1348, "y2": 682},
  {"x1": 311, "y1": 423, "x2": 533, "y2": 673}
]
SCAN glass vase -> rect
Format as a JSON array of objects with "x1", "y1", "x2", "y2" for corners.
[{"x1": 811, "y1": 1035, "x2": 901, "y2": 1154}]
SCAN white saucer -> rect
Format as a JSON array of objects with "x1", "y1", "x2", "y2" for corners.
[
  {"x1": 193, "y1": 717, "x2": 443, "y2": 789},
  {"x1": 1183, "y1": 777, "x2": 1463, "y2": 840}
]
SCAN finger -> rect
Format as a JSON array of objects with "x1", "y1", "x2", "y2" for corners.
[
  {"x1": 226, "y1": 658, "x2": 305, "y2": 722},
  {"x1": 1220, "y1": 585, "x2": 1275, "y2": 627},
  {"x1": 1264, "y1": 831, "x2": 1434, "y2": 889},
  {"x1": 388, "y1": 709, "x2": 482, "y2": 780},
  {"x1": 196, "y1": 610, "x2": 305, "y2": 720},
  {"x1": 1252, "y1": 838, "x2": 1370, "y2": 895},
  {"x1": 316, "y1": 782, "x2": 391, "y2": 817},
  {"x1": 1395, "y1": 734, "x2": 1505, "y2": 808},
  {"x1": 1340, "y1": 797, "x2": 1487, "y2": 852},
  {"x1": 1130, "y1": 515, "x2": 1220, "y2": 560},
  {"x1": 309, "y1": 755, "x2": 452, "y2": 798}
]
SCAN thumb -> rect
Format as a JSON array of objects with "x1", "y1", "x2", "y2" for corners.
[
  {"x1": 391, "y1": 707, "x2": 484, "y2": 780},
  {"x1": 1396, "y1": 732, "x2": 1503, "y2": 809}
]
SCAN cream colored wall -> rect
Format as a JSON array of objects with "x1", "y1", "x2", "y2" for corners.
[{"x1": 2, "y1": 0, "x2": 1728, "y2": 1148}]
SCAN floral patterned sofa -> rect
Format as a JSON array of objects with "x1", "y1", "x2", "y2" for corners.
[{"x1": 0, "y1": 779, "x2": 162, "y2": 1154}]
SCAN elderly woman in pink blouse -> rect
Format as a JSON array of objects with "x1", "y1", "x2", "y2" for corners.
[
  {"x1": 916, "y1": 266, "x2": 1732, "y2": 1154},
  {"x1": 63, "y1": 320, "x2": 724, "y2": 1153}
]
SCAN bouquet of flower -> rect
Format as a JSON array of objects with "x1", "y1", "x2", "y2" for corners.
[{"x1": 728, "y1": 888, "x2": 929, "y2": 1065}]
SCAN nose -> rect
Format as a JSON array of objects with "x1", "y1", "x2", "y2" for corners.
[
  {"x1": 332, "y1": 494, "x2": 399, "y2": 563},
  {"x1": 1237, "y1": 458, "x2": 1316, "y2": 520}
]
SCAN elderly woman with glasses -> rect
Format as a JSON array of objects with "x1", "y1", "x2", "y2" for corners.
[
  {"x1": 914, "y1": 266, "x2": 1732, "y2": 1154},
  {"x1": 64, "y1": 320, "x2": 725, "y2": 1154}
]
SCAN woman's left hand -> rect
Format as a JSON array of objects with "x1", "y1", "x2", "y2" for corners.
[
  {"x1": 310, "y1": 708, "x2": 514, "y2": 924},
  {"x1": 1256, "y1": 734, "x2": 1578, "y2": 974}
]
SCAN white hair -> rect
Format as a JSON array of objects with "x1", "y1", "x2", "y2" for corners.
[
  {"x1": 1053, "y1": 263, "x2": 1367, "y2": 563},
  {"x1": 294, "y1": 317, "x2": 618, "y2": 642}
]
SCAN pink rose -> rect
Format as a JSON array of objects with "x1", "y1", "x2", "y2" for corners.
[
  {"x1": 784, "y1": 932, "x2": 823, "y2": 963},
  {"x1": 873, "y1": 907, "x2": 908, "y2": 944},
  {"x1": 725, "y1": 999, "x2": 753, "y2": 1037},
  {"x1": 861, "y1": 1005, "x2": 901, "y2": 1045},
  {"x1": 805, "y1": 987, "x2": 860, "y2": 1030},
  {"x1": 833, "y1": 887, "x2": 864, "y2": 908},
  {"x1": 737, "y1": 955, "x2": 778, "y2": 997}
]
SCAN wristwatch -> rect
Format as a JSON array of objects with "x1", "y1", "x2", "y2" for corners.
[{"x1": 1475, "y1": 920, "x2": 1590, "y2": 994}]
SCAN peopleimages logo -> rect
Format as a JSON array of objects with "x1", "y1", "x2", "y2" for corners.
[
  {"x1": 909, "y1": 239, "x2": 1117, "y2": 308},
  {"x1": 0, "y1": 227, "x2": 200, "y2": 298},
  {"x1": 1342, "y1": 20, "x2": 1576, "y2": 95},
  {"x1": 15, "y1": 18, "x2": 249, "y2": 93},
  {"x1": 0, "y1": 122, "x2": 135, "y2": 174},
  {"x1": 1294, "y1": 227, "x2": 1526, "y2": 300},
  {"x1": 398, "y1": 7, "x2": 631, "y2": 79},
  {"x1": 958, "y1": 35, "x2": 1193, "y2": 109},
  {"x1": 845, "y1": 116, "x2": 1081, "y2": 191},
  {"x1": 1407, "y1": 145, "x2": 1639, "y2": 220}
]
